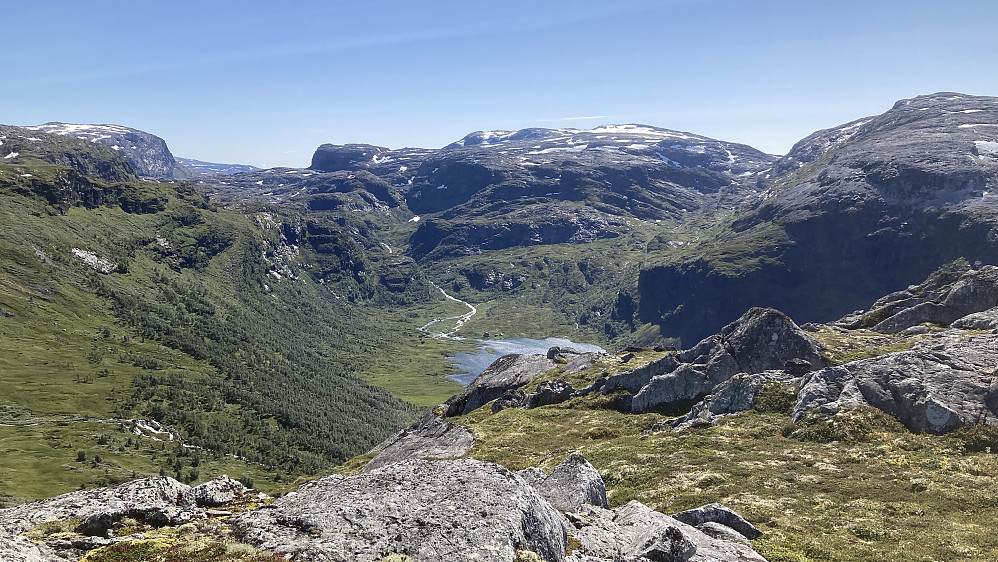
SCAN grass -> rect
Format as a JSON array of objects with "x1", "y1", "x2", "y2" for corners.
[
  {"x1": 810, "y1": 327, "x2": 927, "y2": 366},
  {"x1": 396, "y1": 343, "x2": 998, "y2": 562}
]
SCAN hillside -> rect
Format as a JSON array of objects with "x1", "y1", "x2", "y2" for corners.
[{"x1": 0, "y1": 125, "x2": 467, "y2": 504}]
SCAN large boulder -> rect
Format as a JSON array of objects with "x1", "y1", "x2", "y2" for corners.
[
  {"x1": 0, "y1": 477, "x2": 190, "y2": 535},
  {"x1": 867, "y1": 266, "x2": 998, "y2": 333},
  {"x1": 567, "y1": 501, "x2": 767, "y2": 562},
  {"x1": 531, "y1": 454, "x2": 609, "y2": 513},
  {"x1": 446, "y1": 353, "x2": 556, "y2": 416},
  {"x1": 362, "y1": 411, "x2": 474, "y2": 472},
  {"x1": 584, "y1": 308, "x2": 823, "y2": 413},
  {"x1": 672, "y1": 503, "x2": 763, "y2": 540},
  {"x1": 0, "y1": 535, "x2": 57, "y2": 562},
  {"x1": 231, "y1": 459, "x2": 567, "y2": 562},
  {"x1": 793, "y1": 332, "x2": 998, "y2": 433},
  {"x1": 670, "y1": 371, "x2": 796, "y2": 430}
]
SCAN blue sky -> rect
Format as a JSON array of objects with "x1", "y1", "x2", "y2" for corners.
[{"x1": 3, "y1": 0, "x2": 995, "y2": 167}]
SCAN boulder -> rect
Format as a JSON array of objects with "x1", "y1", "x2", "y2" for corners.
[
  {"x1": 567, "y1": 501, "x2": 767, "y2": 562},
  {"x1": 793, "y1": 332, "x2": 998, "y2": 433},
  {"x1": 0, "y1": 477, "x2": 189, "y2": 535},
  {"x1": 527, "y1": 380, "x2": 576, "y2": 409},
  {"x1": 583, "y1": 308, "x2": 823, "y2": 413},
  {"x1": 493, "y1": 389, "x2": 529, "y2": 413},
  {"x1": 362, "y1": 411, "x2": 474, "y2": 472},
  {"x1": 231, "y1": 459, "x2": 567, "y2": 562},
  {"x1": 532, "y1": 454, "x2": 608, "y2": 513},
  {"x1": 181, "y1": 475, "x2": 249, "y2": 508},
  {"x1": 952, "y1": 306, "x2": 998, "y2": 330},
  {"x1": 671, "y1": 503, "x2": 763, "y2": 540},
  {"x1": 446, "y1": 354, "x2": 556, "y2": 417},
  {"x1": 0, "y1": 535, "x2": 57, "y2": 562},
  {"x1": 670, "y1": 372, "x2": 796, "y2": 430}
]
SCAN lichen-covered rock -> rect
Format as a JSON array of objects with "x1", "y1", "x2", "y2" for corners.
[
  {"x1": 0, "y1": 535, "x2": 58, "y2": 562},
  {"x1": 446, "y1": 354, "x2": 556, "y2": 416},
  {"x1": 671, "y1": 372, "x2": 796, "y2": 430},
  {"x1": 362, "y1": 411, "x2": 474, "y2": 472},
  {"x1": 527, "y1": 380, "x2": 576, "y2": 409},
  {"x1": 0, "y1": 477, "x2": 189, "y2": 535},
  {"x1": 952, "y1": 306, "x2": 998, "y2": 330},
  {"x1": 793, "y1": 332, "x2": 998, "y2": 433},
  {"x1": 671, "y1": 503, "x2": 763, "y2": 540},
  {"x1": 494, "y1": 389, "x2": 529, "y2": 413},
  {"x1": 231, "y1": 459, "x2": 566, "y2": 562},
  {"x1": 586, "y1": 308, "x2": 822, "y2": 413},
  {"x1": 181, "y1": 475, "x2": 249, "y2": 508},
  {"x1": 567, "y1": 501, "x2": 767, "y2": 562},
  {"x1": 532, "y1": 454, "x2": 608, "y2": 513}
]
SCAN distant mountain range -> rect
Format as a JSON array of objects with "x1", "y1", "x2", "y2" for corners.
[{"x1": 175, "y1": 157, "x2": 260, "y2": 175}]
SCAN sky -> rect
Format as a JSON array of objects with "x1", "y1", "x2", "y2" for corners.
[{"x1": 3, "y1": 0, "x2": 996, "y2": 168}]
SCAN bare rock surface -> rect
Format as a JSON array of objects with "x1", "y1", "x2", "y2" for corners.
[
  {"x1": 0, "y1": 535, "x2": 58, "y2": 562},
  {"x1": 182, "y1": 475, "x2": 249, "y2": 508},
  {"x1": 671, "y1": 503, "x2": 763, "y2": 540},
  {"x1": 951, "y1": 306, "x2": 998, "y2": 330},
  {"x1": 0, "y1": 477, "x2": 189, "y2": 535},
  {"x1": 446, "y1": 353, "x2": 556, "y2": 416},
  {"x1": 567, "y1": 501, "x2": 767, "y2": 562},
  {"x1": 793, "y1": 332, "x2": 998, "y2": 433},
  {"x1": 231, "y1": 458, "x2": 566, "y2": 562},
  {"x1": 532, "y1": 454, "x2": 608, "y2": 513},
  {"x1": 671, "y1": 372, "x2": 796, "y2": 430},
  {"x1": 362, "y1": 411, "x2": 474, "y2": 472},
  {"x1": 583, "y1": 308, "x2": 822, "y2": 413}
]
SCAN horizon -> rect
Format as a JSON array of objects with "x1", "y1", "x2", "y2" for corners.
[{"x1": 4, "y1": 0, "x2": 996, "y2": 168}]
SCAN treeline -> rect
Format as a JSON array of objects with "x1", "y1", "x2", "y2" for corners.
[{"x1": 101, "y1": 234, "x2": 418, "y2": 475}]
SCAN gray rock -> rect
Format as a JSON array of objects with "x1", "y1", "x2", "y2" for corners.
[
  {"x1": 697, "y1": 522, "x2": 750, "y2": 544},
  {"x1": 493, "y1": 389, "x2": 529, "y2": 413},
  {"x1": 362, "y1": 411, "x2": 474, "y2": 472},
  {"x1": 516, "y1": 467, "x2": 549, "y2": 489},
  {"x1": 589, "y1": 308, "x2": 822, "y2": 413},
  {"x1": 533, "y1": 454, "x2": 608, "y2": 513},
  {"x1": 231, "y1": 458, "x2": 566, "y2": 562},
  {"x1": 528, "y1": 380, "x2": 576, "y2": 409},
  {"x1": 0, "y1": 477, "x2": 189, "y2": 535},
  {"x1": 446, "y1": 353, "x2": 556, "y2": 416},
  {"x1": 793, "y1": 332, "x2": 998, "y2": 433},
  {"x1": 671, "y1": 371, "x2": 795, "y2": 430},
  {"x1": 570, "y1": 501, "x2": 767, "y2": 562},
  {"x1": 952, "y1": 306, "x2": 998, "y2": 330},
  {"x1": 0, "y1": 535, "x2": 58, "y2": 562},
  {"x1": 181, "y1": 475, "x2": 249, "y2": 508},
  {"x1": 671, "y1": 503, "x2": 763, "y2": 540}
]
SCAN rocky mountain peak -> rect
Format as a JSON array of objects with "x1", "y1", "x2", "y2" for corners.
[{"x1": 25, "y1": 122, "x2": 193, "y2": 181}]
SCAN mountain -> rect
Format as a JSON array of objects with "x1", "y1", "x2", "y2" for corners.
[
  {"x1": 636, "y1": 92, "x2": 998, "y2": 344},
  {"x1": 175, "y1": 157, "x2": 260, "y2": 175},
  {"x1": 25, "y1": 123, "x2": 195, "y2": 181}
]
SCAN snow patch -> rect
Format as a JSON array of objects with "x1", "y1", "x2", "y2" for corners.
[
  {"x1": 408, "y1": 215, "x2": 421, "y2": 223},
  {"x1": 4, "y1": 151, "x2": 18, "y2": 159},
  {"x1": 436, "y1": 184, "x2": 448, "y2": 190},
  {"x1": 975, "y1": 140, "x2": 998, "y2": 154}
]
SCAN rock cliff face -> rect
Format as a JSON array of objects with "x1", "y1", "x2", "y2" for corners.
[
  {"x1": 638, "y1": 93, "x2": 998, "y2": 344},
  {"x1": 26, "y1": 123, "x2": 194, "y2": 180}
]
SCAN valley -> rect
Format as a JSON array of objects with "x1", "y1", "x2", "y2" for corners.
[{"x1": 1, "y1": 91, "x2": 998, "y2": 561}]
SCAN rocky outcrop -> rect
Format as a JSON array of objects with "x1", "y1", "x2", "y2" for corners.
[
  {"x1": 231, "y1": 458, "x2": 567, "y2": 562},
  {"x1": 0, "y1": 477, "x2": 190, "y2": 535},
  {"x1": 0, "y1": 535, "x2": 57, "y2": 562},
  {"x1": 638, "y1": 93, "x2": 998, "y2": 345},
  {"x1": 446, "y1": 353, "x2": 556, "y2": 416},
  {"x1": 27, "y1": 122, "x2": 193, "y2": 180},
  {"x1": 670, "y1": 371, "x2": 796, "y2": 430},
  {"x1": 952, "y1": 307, "x2": 998, "y2": 330},
  {"x1": 583, "y1": 308, "x2": 822, "y2": 413},
  {"x1": 531, "y1": 454, "x2": 608, "y2": 513},
  {"x1": 672, "y1": 504, "x2": 763, "y2": 541},
  {"x1": 793, "y1": 331, "x2": 998, "y2": 433},
  {"x1": 182, "y1": 475, "x2": 249, "y2": 508},
  {"x1": 566, "y1": 501, "x2": 767, "y2": 562},
  {"x1": 841, "y1": 265, "x2": 998, "y2": 333},
  {"x1": 362, "y1": 411, "x2": 474, "y2": 472}
]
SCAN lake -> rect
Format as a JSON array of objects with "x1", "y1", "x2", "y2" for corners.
[{"x1": 447, "y1": 337, "x2": 606, "y2": 386}]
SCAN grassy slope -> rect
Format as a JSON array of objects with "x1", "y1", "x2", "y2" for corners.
[
  {"x1": 338, "y1": 331, "x2": 998, "y2": 562},
  {"x1": 0, "y1": 160, "x2": 467, "y2": 504}
]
